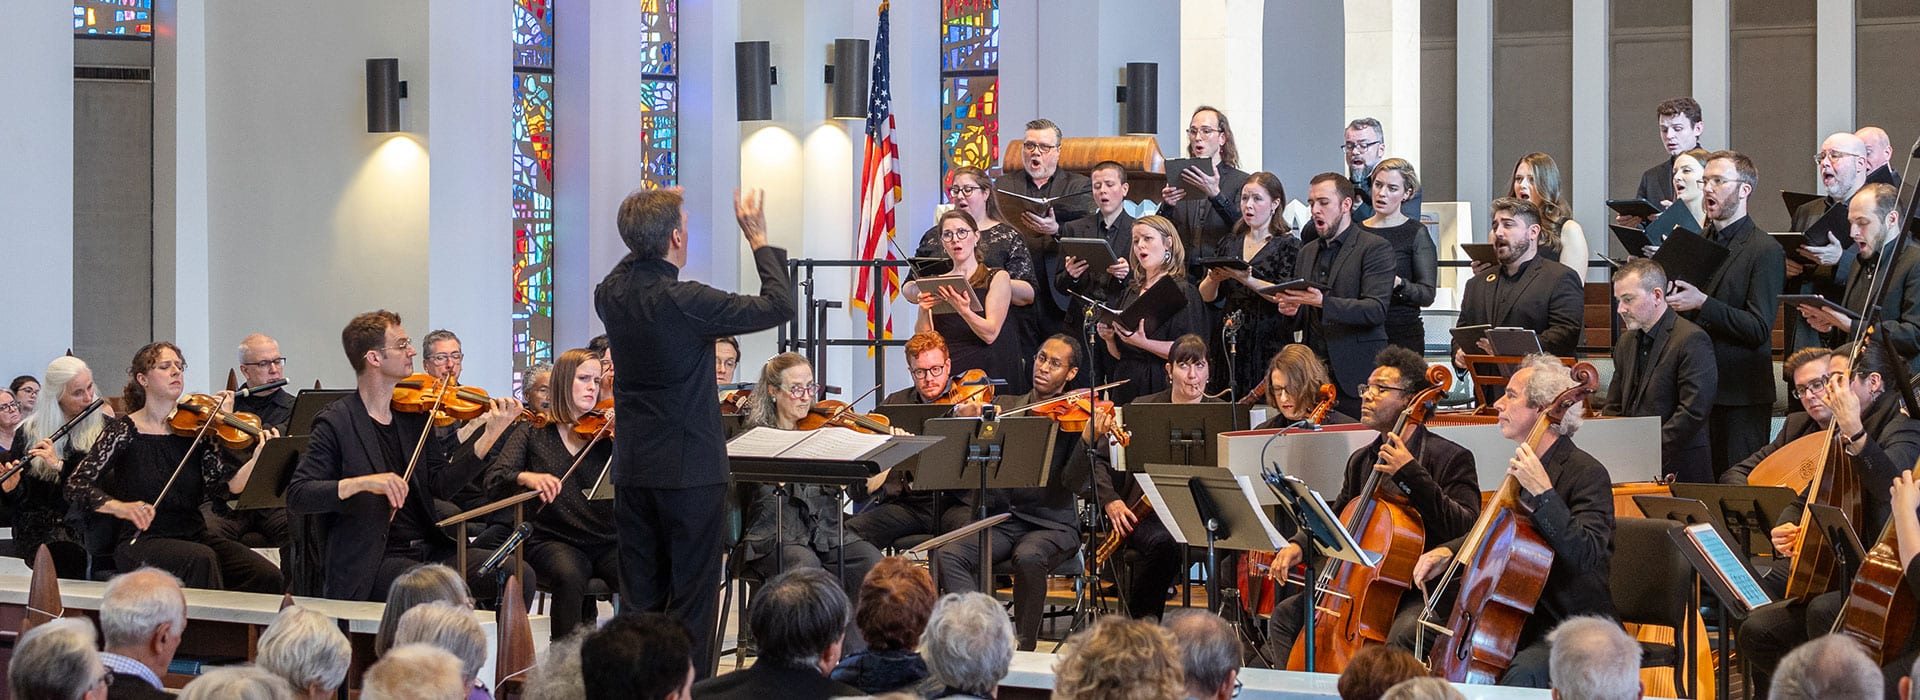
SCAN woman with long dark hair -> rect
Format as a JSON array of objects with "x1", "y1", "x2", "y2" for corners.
[{"x1": 1197, "y1": 172, "x2": 1299, "y2": 398}]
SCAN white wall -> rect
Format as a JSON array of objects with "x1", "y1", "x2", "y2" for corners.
[
  {"x1": 426, "y1": 0, "x2": 513, "y2": 387},
  {"x1": 552, "y1": 0, "x2": 646, "y2": 350},
  {"x1": 1265, "y1": 0, "x2": 1346, "y2": 191},
  {"x1": 2, "y1": 2, "x2": 75, "y2": 372}
]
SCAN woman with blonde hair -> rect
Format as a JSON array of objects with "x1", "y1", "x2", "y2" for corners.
[
  {"x1": 1095, "y1": 215, "x2": 1204, "y2": 404},
  {"x1": 1360, "y1": 158, "x2": 1439, "y2": 352},
  {"x1": 1052, "y1": 616, "x2": 1185, "y2": 700},
  {"x1": 13, "y1": 356, "x2": 111, "y2": 578}
]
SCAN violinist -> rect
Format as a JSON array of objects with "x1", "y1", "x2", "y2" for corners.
[
  {"x1": 716, "y1": 336, "x2": 741, "y2": 385},
  {"x1": 1256, "y1": 345, "x2": 1356, "y2": 429},
  {"x1": 65, "y1": 342, "x2": 283, "y2": 592},
  {"x1": 14, "y1": 356, "x2": 112, "y2": 578},
  {"x1": 1260, "y1": 347, "x2": 1479, "y2": 663},
  {"x1": 286, "y1": 310, "x2": 530, "y2": 602},
  {"x1": 1096, "y1": 334, "x2": 1213, "y2": 620},
  {"x1": 483, "y1": 349, "x2": 616, "y2": 639},
  {"x1": 738, "y1": 353, "x2": 880, "y2": 601},
  {"x1": 206, "y1": 332, "x2": 295, "y2": 553},
  {"x1": 420, "y1": 328, "x2": 515, "y2": 550},
  {"x1": 1406, "y1": 355, "x2": 1615, "y2": 688},
  {"x1": 854, "y1": 333, "x2": 978, "y2": 550},
  {"x1": 1738, "y1": 345, "x2": 1919, "y2": 698},
  {"x1": 934, "y1": 335, "x2": 1093, "y2": 650}
]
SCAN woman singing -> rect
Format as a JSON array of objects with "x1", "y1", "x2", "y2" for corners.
[
  {"x1": 906, "y1": 210, "x2": 1025, "y2": 394},
  {"x1": 1097, "y1": 215, "x2": 1204, "y2": 405},
  {"x1": 1197, "y1": 172, "x2": 1299, "y2": 398},
  {"x1": 14, "y1": 356, "x2": 111, "y2": 578}
]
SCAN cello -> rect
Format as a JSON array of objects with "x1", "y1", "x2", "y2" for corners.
[
  {"x1": 1420, "y1": 362, "x2": 1597, "y2": 684},
  {"x1": 1286, "y1": 365, "x2": 1453, "y2": 672},
  {"x1": 1238, "y1": 384, "x2": 1338, "y2": 618}
]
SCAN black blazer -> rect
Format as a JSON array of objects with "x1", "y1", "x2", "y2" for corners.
[
  {"x1": 692, "y1": 662, "x2": 865, "y2": 700},
  {"x1": 1828, "y1": 242, "x2": 1920, "y2": 375},
  {"x1": 1604, "y1": 310, "x2": 1717, "y2": 477},
  {"x1": 1635, "y1": 156, "x2": 1676, "y2": 204},
  {"x1": 1056, "y1": 210, "x2": 1134, "y2": 318},
  {"x1": 1683, "y1": 216, "x2": 1785, "y2": 406},
  {"x1": 1453, "y1": 256, "x2": 1585, "y2": 357},
  {"x1": 1722, "y1": 412, "x2": 1823, "y2": 485},
  {"x1": 1288, "y1": 227, "x2": 1396, "y2": 404},
  {"x1": 106, "y1": 673, "x2": 170, "y2": 700},
  {"x1": 1168, "y1": 164, "x2": 1250, "y2": 259},
  {"x1": 286, "y1": 393, "x2": 485, "y2": 601},
  {"x1": 1291, "y1": 426, "x2": 1480, "y2": 554},
  {"x1": 1776, "y1": 393, "x2": 1920, "y2": 540}
]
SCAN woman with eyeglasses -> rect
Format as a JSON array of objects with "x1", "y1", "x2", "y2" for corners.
[
  {"x1": 738, "y1": 353, "x2": 881, "y2": 610},
  {"x1": 482, "y1": 348, "x2": 616, "y2": 639},
  {"x1": 1095, "y1": 216, "x2": 1204, "y2": 405},
  {"x1": 9, "y1": 376, "x2": 39, "y2": 416},
  {"x1": 1257, "y1": 344, "x2": 1356, "y2": 429},
  {"x1": 914, "y1": 167, "x2": 1038, "y2": 308},
  {"x1": 0, "y1": 390, "x2": 21, "y2": 463},
  {"x1": 14, "y1": 356, "x2": 112, "y2": 578},
  {"x1": 65, "y1": 342, "x2": 284, "y2": 592},
  {"x1": 1509, "y1": 153, "x2": 1589, "y2": 272},
  {"x1": 1197, "y1": 172, "x2": 1300, "y2": 398},
  {"x1": 905, "y1": 210, "x2": 1026, "y2": 394}
]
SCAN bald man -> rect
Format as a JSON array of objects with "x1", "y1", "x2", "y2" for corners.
[
  {"x1": 1857, "y1": 126, "x2": 1901, "y2": 186},
  {"x1": 234, "y1": 334, "x2": 295, "y2": 432},
  {"x1": 1784, "y1": 133, "x2": 1871, "y2": 358}
]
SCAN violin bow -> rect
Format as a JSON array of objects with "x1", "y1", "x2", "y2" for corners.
[
  {"x1": 998, "y1": 380, "x2": 1130, "y2": 416},
  {"x1": 392, "y1": 374, "x2": 455, "y2": 522},
  {"x1": 535, "y1": 419, "x2": 613, "y2": 515},
  {"x1": 131, "y1": 395, "x2": 230, "y2": 545}
]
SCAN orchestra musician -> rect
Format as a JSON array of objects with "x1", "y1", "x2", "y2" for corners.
[
  {"x1": 285, "y1": 310, "x2": 530, "y2": 602},
  {"x1": 715, "y1": 336, "x2": 742, "y2": 385},
  {"x1": 14, "y1": 356, "x2": 112, "y2": 578},
  {"x1": 207, "y1": 333, "x2": 297, "y2": 552},
  {"x1": 417, "y1": 329, "x2": 515, "y2": 551},
  {"x1": 482, "y1": 348, "x2": 617, "y2": 639},
  {"x1": 1737, "y1": 345, "x2": 1919, "y2": 697},
  {"x1": 1884, "y1": 470, "x2": 1920, "y2": 696},
  {"x1": 65, "y1": 342, "x2": 283, "y2": 592},
  {"x1": 1261, "y1": 347, "x2": 1479, "y2": 662},
  {"x1": 1274, "y1": 173, "x2": 1395, "y2": 419},
  {"x1": 1723, "y1": 348, "x2": 1848, "y2": 486},
  {"x1": 904, "y1": 210, "x2": 1024, "y2": 394},
  {"x1": 593, "y1": 187, "x2": 793, "y2": 675},
  {"x1": 1094, "y1": 215, "x2": 1204, "y2": 406},
  {"x1": 1406, "y1": 355, "x2": 1616, "y2": 688},
  {"x1": 854, "y1": 332, "x2": 979, "y2": 550},
  {"x1": 1256, "y1": 344, "x2": 1356, "y2": 429}
]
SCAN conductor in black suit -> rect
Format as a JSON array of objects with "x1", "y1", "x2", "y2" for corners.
[
  {"x1": 1603, "y1": 259, "x2": 1718, "y2": 482},
  {"x1": 286, "y1": 310, "x2": 529, "y2": 603},
  {"x1": 1275, "y1": 173, "x2": 1395, "y2": 419},
  {"x1": 1664, "y1": 150, "x2": 1786, "y2": 481},
  {"x1": 594, "y1": 188, "x2": 794, "y2": 677},
  {"x1": 1451, "y1": 197, "x2": 1585, "y2": 375},
  {"x1": 1795, "y1": 183, "x2": 1920, "y2": 376}
]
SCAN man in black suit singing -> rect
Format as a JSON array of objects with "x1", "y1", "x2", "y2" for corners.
[
  {"x1": 1275, "y1": 173, "x2": 1395, "y2": 418},
  {"x1": 1603, "y1": 259, "x2": 1718, "y2": 482},
  {"x1": 594, "y1": 188, "x2": 793, "y2": 677},
  {"x1": 1451, "y1": 197, "x2": 1584, "y2": 404},
  {"x1": 1796, "y1": 182, "x2": 1920, "y2": 375},
  {"x1": 1664, "y1": 150, "x2": 1785, "y2": 480}
]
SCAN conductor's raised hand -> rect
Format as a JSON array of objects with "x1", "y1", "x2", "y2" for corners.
[{"x1": 734, "y1": 188, "x2": 769, "y2": 249}]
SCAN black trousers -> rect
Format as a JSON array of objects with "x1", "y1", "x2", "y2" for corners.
[
  {"x1": 1737, "y1": 590, "x2": 1846, "y2": 698},
  {"x1": 616, "y1": 482, "x2": 728, "y2": 679},
  {"x1": 202, "y1": 504, "x2": 290, "y2": 548},
  {"x1": 847, "y1": 499, "x2": 938, "y2": 549},
  {"x1": 525, "y1": 536, "x2": 620, "y2": 639},
  {"x1": 1116, "y1": 516, "x2": 1183, "y2": 620},
  {"x1": 115, "y1": 533, "x2": 283, "y2": 593},
  {"x1": 934, "y1": 518, "x2": 1077, "y2": 650},
  {"x1": 1708, "y1": 403, "x2": 1771, "y2": 481}
]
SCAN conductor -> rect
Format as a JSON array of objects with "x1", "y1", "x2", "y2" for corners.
[{"x1": 594, "y1": 187, "x2": 794, "y2": 677}]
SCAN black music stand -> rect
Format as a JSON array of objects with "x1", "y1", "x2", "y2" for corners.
[
  {"x1": 1138, "y1": 464, "x2": 1289, "y2": 658},
  {"x1": 233, "y1": 435, "x2": 307, "y2": 511},
  {"x1": 728, "y1": 432, "x2": 942, "y2": 578},
  {"x1": 907, "y1": 513, "x2": 1012, "y2": 594},
  {"x1": 1804, "y1": 504, "x2": 1868, "y2": 586},
  {"x1": 1122, "y1": 403, "x2": 1249, "y2": 472},
  {"x1": 1668, "y1": 484, "x2": 1799, "y2": 558},
  {"x1": 1667, "y1": 522, "x2": 1774, "y2": 700},
  {"x1": 874, "y1": 403, "x2": 965, "y2": 434},
  {"x1": 287, "y1": 389, "x2": 354, "y2": 435},
  {"x1": 1634, "y1": 495, "x2": 1742, "y2": 560},
  {"x1": 917, "y1": 417, "x2": 1055, "y2": 592}
]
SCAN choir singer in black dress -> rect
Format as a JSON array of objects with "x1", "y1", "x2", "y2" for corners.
[{"x1": 1094, "y1": 215, "x2": 1203, "y2": 405}]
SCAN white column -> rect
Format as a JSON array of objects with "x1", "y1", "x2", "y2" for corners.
[
  {"x1": 1814, "y1": 0, "x2": 1854, "y2": 138},
  {"x1": 1455, "y1": 0, "x2": 1493, "y2": 225},
  {"x1": 2, "y1": 1, "x2": 74, "y2": 365},
  {"x1": 1570, "y1": 0, "x2": 1608, "y2": 277},
  {"x1": 426, "y1": 0, "x2": 513, "y2": 386},
  {"x1": 1344, "y1": 0, "x2": 1421, "y2": 168},
  {"x1": 553, "y1": 0, "x2": 646, "y2": 346},
  {"x1": 1183, "y1": 0, "x2": 1265, "y2": 169},
  {"x1": 155, "y1": 0, "x2": 212, "y2": 383},
  {"x1": 1692, "y1": 0, "x2": 1730, "y2": 150}
]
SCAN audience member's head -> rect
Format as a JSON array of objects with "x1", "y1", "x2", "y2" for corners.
[
  {"x1": 362, "y1": 644, "x2": 467, "y2": 700},
  {"x1": 1546, "y1": 616, "x2": 1642, "y2": 700},
  {"x1": 1337, "y1": 646, "x2": 1429, "y2": 700},
  {"x1": 178, "y1": 666, "x2": 296, "y2": 700},
  {"x1": 749, "y1": 567, "x2": 850, "y2": 675},
  {"x1": 9, "y1": 618, "x2": 108, "y2": 700},
  {"x1": 1768, "y1": 635, "x2": 1881, "y2": 700},
  {"x1": 256, "y1": 606, "x2": 351, "y2": 700},
  {"x1": 376, "y1": 564, "x2": 470, "y2": 655},
  {"x1": 392, "y1": 602, "x2": 486, "y2": 691},
  {"x1": 580, "y1": 613, "x2": 694, "y2": 700},
  {"x1": 856, "y1": 557, "x2": 938, "y2": 653},
  {"x1": 1901, "y1": 653, "x2": 1920, "y2": 700},
  {"x1": 1381, "y1": 677, "x2": 1468, "y2": 700},
  {"x1": 1053, "y1": 616, "x2": 1184, "y2": 700},
  {"x1": 920, "y1": 592, "x2": 1015, "y2": 698},
  {"x1": 522, "y1": 631, "x2": 587, "y2": 700},
  {"x1": 1162, "y1": 610, "x2": 1239, "y2": 700},
  {"x1": 99, "y1": 567, "x2": 187, "y2": 676}
]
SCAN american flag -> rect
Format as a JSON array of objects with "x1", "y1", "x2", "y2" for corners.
[{"x1": 852, "y1": 0, "x2": 901, "y2": 341}]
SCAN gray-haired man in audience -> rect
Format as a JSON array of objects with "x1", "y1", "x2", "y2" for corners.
[
  {"x1": 920, "y1": 592, "x2": 1015, "y2": 700},
  {"x1": 1546, "y1": 617, "x2": 1640, "y2": 700},
  {"x1": 1769, "y1": 636, "x2": 1881, "y2": 700},
  {"x1": 692, "y1": 568, "x2": 860, "y2": 700},
  {"x1": 256, "y1": 606, "x2": 350, "y2": 700},
  {"x1": 99, "y1": 568, "x2": 186, "y2": 700},
  {"x1": 178, "y1": 667, "x2": 293, "y2": 700},
  {"x1": 10, "y1": 617, "x2": 111, "y2": 700},
  {"x1": 1162, "y1": 610, "x2": 1240, "y2": 700}
]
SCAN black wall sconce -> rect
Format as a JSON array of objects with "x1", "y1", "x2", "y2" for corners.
[
  {"x1": 1115, "y1": 62, "x2": 1157, "y2": 136},
  {"x1": 828, "y1": 38, "x2": 870, "y2": 119},
  {"x1": 366, "y1": 58, "x2": 406, "y2": 133},
  {"x1": 736, "y1": 41, "x2": 775, "y2": 121}
]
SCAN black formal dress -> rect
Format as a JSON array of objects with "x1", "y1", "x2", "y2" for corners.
[
  {"x1": 483, "y1": 423, "x2": 618, "y2": 638},
  {"x1": 1201, "y1": 230, "x2": 1299, "y2": 398},
  {"x1": 930, "y1": 267, "x2": 1026, "y2": 395},
  {"x1": 1684, "y1": 215, "x2": 1785, "y2": 479},
  {"x1": 1264, "y1": 426, "x2": 1479, "y2": 663},
  {"x1": 915, "y1": 221, "x2": 1040, "y2": 379},
  {"x1": 1286, "y1": 224, "x2": 1396, "y2": 418},
  {"x1": 1361, "y1": 219, "x2": 1438, "y2": 353},
  {"x1": 6, "y1": 426, "x2": 89, "y2": 577},
  {"x1": 1454, "y1": 256, "x2": 1585, "y2": 370},
  {"x1": 1352, "y1": 169, "x2": 1425, "y2": 226},
  {"x1": 67, "y1": 416, "x2": 282, "y2": 592},
  {"x1": 233, "y1": 387, "x2": 296, "y2": 433},
  {"x1": 593, "y1": 242, "x2": 792, "y2": 675},
  {"x1": 738, "y1": 417, "x2": 880, "y2": 603},
  {"x1": 1721, "y1": 412, "x2": 1823, "y2": 486},
  {"x1": 1603, "y1": 309, "x2": 1717, "y2": 482},
  {"x1": 1101, "y1": 277, "x2": 1204, "y2": 406},
  {"x1": 1056, "y1": 211, "x2": 1134, "y2": 343}
]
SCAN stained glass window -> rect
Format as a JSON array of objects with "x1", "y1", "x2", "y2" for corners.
[
  {"x1": 74, "y1": 0, "x2": 152, "y2": 36},
  {"x1": 640, "y1": 0, "x2": 680, "y2": 189},
  {"x1": 940, "y1": 0, "x2": 999, "y2": 199},
  {"x1": 512, "y1": 0, "x2": 556, "y2": 388}
]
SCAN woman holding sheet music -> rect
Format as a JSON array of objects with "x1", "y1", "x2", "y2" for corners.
[
  {"x1": 1096, "y1": 215, "x2": 1205, "y2": 405},
  {"x1": 907, "y1": 210, "x2": 1026, "y2": 394},
  {"x1": 481, "y1": 348, "x2": 617, "y2": 639},
  {"x1": 1198, "y1": 172, "x2": 1299, "y2": 398}
]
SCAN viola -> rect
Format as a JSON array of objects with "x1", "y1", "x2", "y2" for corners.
[
  {"x1": 168, "y1": 394, "x2": 267, "y2": 450},
  {"x1": 1287, "y1": 366, "x2": 1451, "y2": 672},
  {"x1": 1422, "y1": 362, "x2": 1596, "y2": 683},
  {"x1": 574, "y1": 398, "x2": 615, "y2": 438},
  {"x1": 719, "y1": 389, "x2": 750, "y2": 416},
  {"x1": 517, "y1": 409, "x2": 551, "y2": 429},
  {"x1": 1094, "y1": 498, "x2": 1153, "y2": 570},
  {"x1": 1033, "y1": 395, "x2": 1131, "y2": 446},
  {"x1": 934, "y1": 369, "x2": 996, "y2": 407},
  {"x1": 795, "y1": 400, "x2": 896, "y2": 435},
  {"x1": 1239, "y1": 384, "x2": 1337, "y2": 617},
  {"x1": 393, "y1": 373, "x2": 494, "y2": 426}
]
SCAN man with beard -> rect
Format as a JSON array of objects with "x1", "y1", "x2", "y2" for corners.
[
  {"x1": 1451, "y1": 198, "x2": 1584, "y2": 403},
  {"x1": 1275, "y1": 174, "x2": 1395, "y2": 419},
  {"x1": 997, "y1": 118, "x2": 1093, "y2": 344},
  {"x1": 1341, "y1": 118, "x2": 1422, "y2": 226},
  {"x1": 1160, "y1": 106, "x2": 1251, "y2": 258},
  {"x1": 1666, "y1": 150, "x2": 1784, "y2": 480},
  {"x1": 1783, "y1": 132, "x2": 1868, "y2": 355},
  {"x1": 1796, "y1": 182, "x2": 1920, "y2": 374},
  {"x1": 1602, "y1": 259, "x2": 1717, "y2": 482}
]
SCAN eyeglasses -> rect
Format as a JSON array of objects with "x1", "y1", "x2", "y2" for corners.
[
  {"x1": 947, "y1": 185, "x2": 984, "y2": 197},
  {"x1": 781, "y1": 382, "x2": 821, "y2": 398},
  {"x1": 1341, "y1": 139, "x2": 1382, "y2": 152},
  {"x1": 1231, "y1": 677, "x2": 1243, "y2": 699},
  {"x1": 425, "y1": 352, "x2": 465, "y2": 364},
  {"x1": 937, "y1": 229, "x2": 976, "y2": 242},
  {"x1": 1791, "y1": 373, "x2": 1838, "y2": 399},
  {"x1": 153, "y1": 361, "x2": 189, "y2": 372},
  {"x1": 1359, "y1": 382, "x2": 1409, "y2": 397},
  {"x1": 1815, "y1": 150, "x2": 1865, "y2": 164},
  {"x1": 1701, "y1": 176, "x2": 1745, "y2": 190},
  {"x1": 1033, "y1": 354, "x2": 1070, "y2": 371},
  {"x1": 240, "y1": 357, "x2": 287, "y2": 369},
  {"x1": 1186, "y1": 126, "x2": 1223, "y2": 137},
  {"x1": 0, "y1": 402, "x2": 18, "y2": 412},
  {"x1": 383, "y1": 338, "x2": 415, "y2": 352},
  {"x1": 1021, "y1": 142, "x2": 1059, "y2": 154},
  {"x1": 716, "y1": 358, "x2": 739, "y2": 370},
  {"x1": 909, "y1": 365, "x2": 950, "y2": 380}
]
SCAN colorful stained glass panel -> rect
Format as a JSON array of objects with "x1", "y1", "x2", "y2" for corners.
[
  {"x1": 640, "y1": 0, "x2": 679, "y2": 76},
  {"x1": 941, "y1": 0, "x2": 999, "y2": 72},
  {"x1": 641, "y1": 80, "x2": 679, "y2": 188},
  {"x1": 512, "y1": 68, "x2": 556, "y2": 381},
  {"x1": 74, "y1": 0, "x2": 152, "y2": 36},
  {"x1": 513, "y1": 0, "x2": 554, "y2": 70},
  {"x1": 941, "y1": 77, "x2": 1000, "y2": 175}
]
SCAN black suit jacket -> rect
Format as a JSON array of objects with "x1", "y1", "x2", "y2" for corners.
[
  {"x1": 594, "y1": 247, "x2": 793, "y2": 489},
  {"x1": 692, "y1": 662, "x2": 864, "y2": 700},
  {"x1": 1684, "y1": 216, "x2": 1785, "y2": 406},
  {"x1": 1291, "y1": 426, "x2": 1479, "y2": 554},
  {"x1": 1056, "y1": 211, "x2": 1135, "y2": 323},
  {"x1": 1828, "y1": 242, "x2": 1920, "y2": 375},
  {"x1": 996, "y1": 169, "x2": 1094, "y2": 322},
  {"x1": 1288, "y1": 226, "x2": 1396, "y2": 408},
  {"x1": 1168, "y1": 164, "x2": 1250, "y2": 259},
  {"x1": 1636, "y1": 156, "x2": 1676, "y2": 204},
  {"x1": 1453, "y1": 256, "x2": 1585, "y2": 357},
  {"x1": 286, "y1": 393, "x2": 484, "y2": 601},
  {"x1": 1776, "y1": 393, "x2": 1920, "y2": 540},
  {"x1": 1604, "y1": 310, "x2": 1717, "y2": 477},
  {"x1": 1722, "y1": 412, "x2": 1823, "y2": 485}
]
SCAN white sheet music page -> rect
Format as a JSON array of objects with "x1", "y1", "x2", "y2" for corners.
[
  {"x1": 777, "y1": 427, "x2": 892, "y2": 461},
  {"x1": 726, "y1": 427, "x2": 813, "y2": 457}
]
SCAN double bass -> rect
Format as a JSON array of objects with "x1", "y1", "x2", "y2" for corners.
[
  {"x1": 1420, "y1": 362, "x2": 1596, "y2": 683},
  {"x1": 1286, "y1": 365, "x2": 1453, "y2": 672}
]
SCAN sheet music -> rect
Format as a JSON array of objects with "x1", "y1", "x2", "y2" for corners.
[
  {"x1": 1685, "y1": 524, "x2": 1772, "y2": 610},
  {"x1": 727, "y1": 426, "x2": 892, "y2": 461},
  {"x1": 1133, "y1": 474, "x2": 1188, "y2": 544},
  {"x1": 727, "y1": 427, "x2": 814, "y2": 457},
  {"x1": 1236, "y1": 475, "x2": 1287, "y2": 551}
]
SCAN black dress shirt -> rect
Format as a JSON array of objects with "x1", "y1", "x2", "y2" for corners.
[
  {"x1": 1685, "y1": 215, "x2": 1785, "y2": 407},
  {"x1": 1603, "y1": 309, "x2": 1717, "y2": 480},
  {"x1": 1290, "y1": 426, "x2": 1479, "y2": 555},
  {"x1": 1775, "y1": 392, "x2": 1920, "y2": 541},
  {"x1": 234, "y1": 387, "x2": 296, "y2": 433}
]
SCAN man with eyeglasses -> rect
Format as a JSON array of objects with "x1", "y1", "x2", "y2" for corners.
[
  {"x1": 1342, "y1": 118, "x2": 1421, "y2": 227},
  {"x1": 416, "y1": 328, "x2": 516, "y2": 552},
  {"x1": 997, "y1": 118, "x2": 1094, "y2": 343},
  {"x1": 1262, "y1": 346, "x2": 1478, "y2": 666},
  {"x1": 1664, "y1": 150, "x2": 1785, "y2": 481},
  {"x1": 1735, "y1": 345, "x2": 1919, "y2": 697},
  {"x1": 1600, "y1": 259, "x2": 1717, "y2": 483},
  {"x1": 1159, "y1": 107, "x2": 1250, "y2": 258},
  {"x1": 1783, "y1": 132, "x2": 1869, "y2": 358},
  {"x1": 857, "y1": 333, "x2": 978, "y2": 551},
  {"x1": 233, "y1": 334, "x2": 295, "y2": 432}
]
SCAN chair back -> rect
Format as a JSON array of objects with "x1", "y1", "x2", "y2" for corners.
[{"x1": 1610, "y1": 517, "x2": 1692, "y2": 627}]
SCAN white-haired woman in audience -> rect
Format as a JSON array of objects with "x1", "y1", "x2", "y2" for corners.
[
  {"x1": 919, "y1": 592, "x2": 1015, "y2": 700},
  {"x1": 1380, "y1": 677, "x2": 1467, "y2": 700},
  {"x1": 393, "y1": 601, "x2": 492, "y2": 700},
  {"x1": 13, "y1": 356, "x2": 111, "y2": 578},
  {"x1": 375, "y1": 564, "x2": 470, "y2": 655},
  {"x1": 363, "y1": 644, "x2": 467, "y2": 700},
  {"x1": 9, "y1": 617, "x2": 110, "y2": 700},
  {"x1": 179, "y1": 666, "x2": 294, "y2": 700},
  {"x1": 521, "y1": 631, "x2": 586, "y2": 700},
  {"x1": 256, "y1": 606, "x2": 350, "y2": 700}
]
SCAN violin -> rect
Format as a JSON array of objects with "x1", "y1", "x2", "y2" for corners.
[
  {"x1": 934, "y1": 369, "x2": 995, "y2": 406},
  {"x1": 518, "y1": 409, "x2": 551, "y2": 429},
  {"x1": 1239, "y1": 384, "x2": 1337, "y2": 616},
  {"x1": 719, "y1": 389, "x2": 750, "y2": 416},
  {"x1": 574, "y1": 398, "x2": 615, "y2": 438},
  {"x1": 393, "y1": 373, "x2": 494, "y2": 426},
  {"x1": 1287, "y1": 366, "x2": 1451, "y2": 672},
  {"x1": 168, "y1": 394, "x2": 267, "y2": 450},
  {"x1": 1033, "y1": 395, "x2": 1131, "y2": 446},
  {"x1": 1421, "y1": 362, "x2": 1596, "y2": 684},
  {"x1": 795, "y1": 400, "x2": 896, "y2": 435}
]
